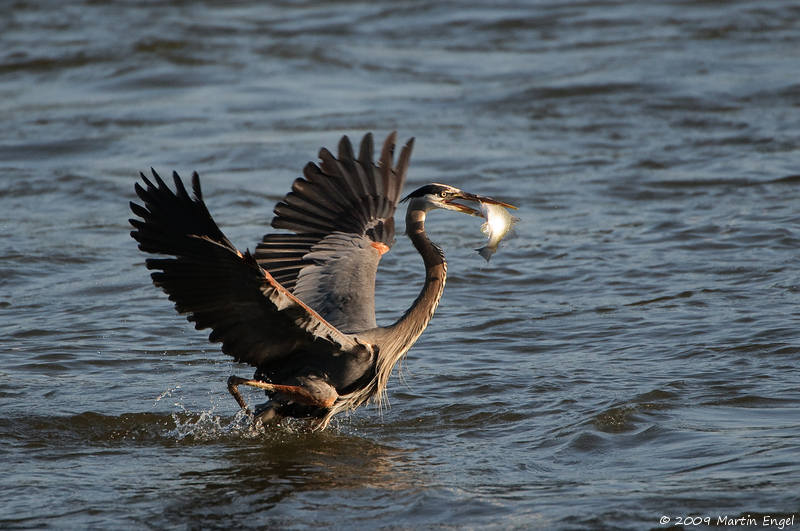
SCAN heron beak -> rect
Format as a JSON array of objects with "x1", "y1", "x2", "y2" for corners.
[
  {"x1": 445, "y1": 191, "x2": 518, "y2": 214},
  {"x1": 442, "y1": 197, "x2": 481, "y2": 215}
]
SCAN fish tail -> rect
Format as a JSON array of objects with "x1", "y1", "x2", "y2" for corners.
[{"x1": 477, "y1": 246, "x2": 494, "y2": 261}]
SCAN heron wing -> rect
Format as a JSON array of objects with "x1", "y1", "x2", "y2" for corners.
[
  {"x1": 291, "y1": 232, "x2": 383, "y2": 332},
  {"x1": 129, "y1": 170, "x2": 365, "y2": 367},
  {"x1": 254, "y1": 132, "x2": 413, "y2": 332}
]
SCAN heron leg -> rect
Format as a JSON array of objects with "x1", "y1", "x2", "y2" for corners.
[
  {"x1": 226, "y1": 375, "x2": 337, "y2": 410},
  {"x1": 227, "y1": 376, "x2": 253, "y2": 414}
]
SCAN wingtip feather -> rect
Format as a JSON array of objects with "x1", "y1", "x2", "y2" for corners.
[
  {"x1": 191, "y1": 171, "x2": 202, "y2": 200},
  {"x1": 338, "y1": 135, "x2": 354, "y2": 162},
  {"x1": 379, "y1": 131, "x2": 397, "y2": 169}
]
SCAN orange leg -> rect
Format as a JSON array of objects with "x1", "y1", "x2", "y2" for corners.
[
  {"x1": 227, "y1": 376, "x2": 253, "y2": 413},
  {"x1": 226, "y1": 375, "x2": 336, "y2": 413}
]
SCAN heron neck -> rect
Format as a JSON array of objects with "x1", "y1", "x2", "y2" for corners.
[
  {"x1": 385, "y1": 207, "x2": 447, "y2": 353},
  {"x1": 346, "y1": 206, "x2": 447, "y2": 413}
]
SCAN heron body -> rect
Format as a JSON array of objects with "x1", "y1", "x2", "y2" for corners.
[{"x1": 129, "y1": 132, "x2": 514, "y2": 430}]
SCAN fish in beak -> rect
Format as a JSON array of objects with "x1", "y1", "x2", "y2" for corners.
[
  {"x1": 439, "y1": 189, "x2": 518, "y2": 261},
  {"x1": 476, "y1": 202, "x2": 518, "y2": 261}
]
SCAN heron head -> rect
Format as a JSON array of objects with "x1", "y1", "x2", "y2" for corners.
[{"x1": 401, "y1": 183, "x2": 517, "y2": 215}]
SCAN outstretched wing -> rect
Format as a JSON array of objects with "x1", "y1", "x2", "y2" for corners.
[
  {"x1": 254, "y1": 132, "x2": 413, "y2": 333},
  {"x1": 129, "y1": 170, "x2": 367, "y2": 368}
]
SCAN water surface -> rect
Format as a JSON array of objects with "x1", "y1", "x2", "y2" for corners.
[{"x1": 2, "y1": 1, "x2": 799, "y2": 529}]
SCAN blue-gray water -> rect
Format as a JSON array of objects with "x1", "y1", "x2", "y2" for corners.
[{"x1": 2, "y1": 1, "x2": 799, "y2": 529}]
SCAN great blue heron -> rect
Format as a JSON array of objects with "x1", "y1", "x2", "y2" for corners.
[{"x1": 130, "y1": 132, "x2": 515, "y2": 430}]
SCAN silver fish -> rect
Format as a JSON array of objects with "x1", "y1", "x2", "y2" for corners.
[{"x1": 477, "y1": 201, "x2": 517, "y2": 261}]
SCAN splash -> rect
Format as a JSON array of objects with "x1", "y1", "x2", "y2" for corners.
[
  {"x1": 150, "y1": 382, "x2": 359, "y2": 441},
  {"x1": 160, "y1": 399, "x2": 340, "y2": 442},
  {"x1": 166, "y1": 406, "x2": 264, "y2": 441},
  {"x1": 154, "y1": 384, "x2": 182, "y2": 404}
]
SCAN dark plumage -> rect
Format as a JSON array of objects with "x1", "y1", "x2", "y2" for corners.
[{"x1": 129, "y1": 132, "x2": 514, "y2": 430}]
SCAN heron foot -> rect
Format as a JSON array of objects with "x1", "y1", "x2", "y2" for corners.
[{"x1": 253, "y1": 401, "x2": 282, "y2": 425}]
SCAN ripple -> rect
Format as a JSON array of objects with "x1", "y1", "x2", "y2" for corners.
[{"x1": 2, "y1": 0, "x2": 800, "y2": 528}]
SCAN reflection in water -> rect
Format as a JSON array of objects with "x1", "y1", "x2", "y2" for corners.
[
  {"x1": 2, "y1": 410, "x2": 426, "y2": 527},
  {"x1": 177, "y1": 437, "x2": 412, "y2": 502},
  {"x1": 162, "y1": 416, "x2": 423, "y2": 526}
]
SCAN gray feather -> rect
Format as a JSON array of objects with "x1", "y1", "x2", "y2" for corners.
[{"x1": 258, "y1": 133, "x2": 413, "y2": 321}]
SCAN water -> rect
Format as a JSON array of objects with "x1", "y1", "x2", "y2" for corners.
[{"x1": 2, "y1": 1, "x2": 799, "y2": 528}]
